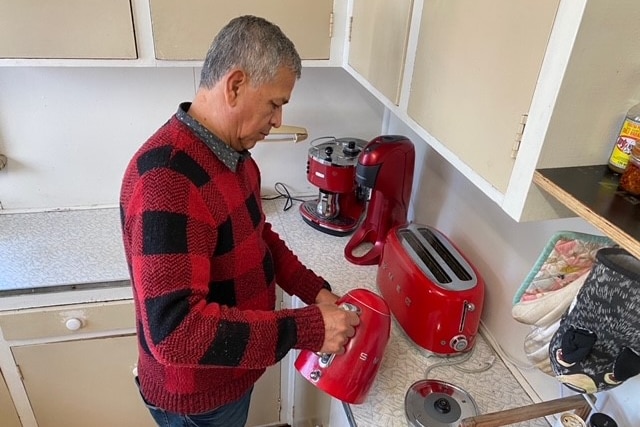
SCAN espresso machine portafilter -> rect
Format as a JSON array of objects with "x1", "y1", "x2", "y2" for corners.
[{"x1": 344, "y1": 135, "x2": 415, "y2": 265}]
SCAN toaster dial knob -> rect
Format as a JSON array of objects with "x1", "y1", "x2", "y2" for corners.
[{"x1": 450, "y1": 335, "x2": 468, "y2": 352}]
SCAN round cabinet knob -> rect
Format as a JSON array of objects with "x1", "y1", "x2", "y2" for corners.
[{"x1": 65, "y1": 318, "x2": 84, "y2": 331}]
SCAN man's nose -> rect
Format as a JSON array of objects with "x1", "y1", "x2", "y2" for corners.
[{"x1": 270, "y1": 108, "x2": 283, "y2": 128}]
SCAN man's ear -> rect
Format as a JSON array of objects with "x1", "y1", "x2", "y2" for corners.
[{"x1": 225, "y1": 69, "x2": 247, "y2": 106}]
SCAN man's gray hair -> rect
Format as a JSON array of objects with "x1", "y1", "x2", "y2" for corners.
[{"x1": 199, "y1": 15, "x2": 302, "y2": 88}]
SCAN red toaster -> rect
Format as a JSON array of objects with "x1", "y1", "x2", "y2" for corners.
[
  {"x1": 377, "y1": 223, "x2": 484, "y2": 355},
  {"x1": 294, "y1": 288, "x2": 391, "y2": 404}
]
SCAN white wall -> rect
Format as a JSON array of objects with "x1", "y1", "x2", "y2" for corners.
[
  {"x1": 0, "y1": 67, "x2": 383, "y2": 212},
  {"x1": 0, "y1": 67, "x2": 195, "y2": 211}
]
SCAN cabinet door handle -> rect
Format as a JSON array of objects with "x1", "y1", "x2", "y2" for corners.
[{"x1": 65, "y1": 317, "x2": 84, "y2": 331}]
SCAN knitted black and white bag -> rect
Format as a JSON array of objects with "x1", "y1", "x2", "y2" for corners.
[{"x1": 549, "y1": 247, "x2": 640, "y2": 393}]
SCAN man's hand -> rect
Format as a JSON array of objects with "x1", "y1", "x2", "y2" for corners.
[
  {"x1": 317, "y1": 303, "x2": 360, "y2": 354},
  {"x1": 315, "y1": 288, "x2": 339, "y2": 305}
]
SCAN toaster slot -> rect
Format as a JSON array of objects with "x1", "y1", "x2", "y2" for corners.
[
  {"x1": 396, "y1": 224, "x2": 477, "y2": 291},
  {"x1": 398, "y1": 229, "x2": 451, "y2": 283},
  {"x1": 418, "y1": 228, "x2": 472, "y2": 281}
]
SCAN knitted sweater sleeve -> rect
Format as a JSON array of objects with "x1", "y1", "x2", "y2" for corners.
[
  {"x1": 123, "y1": 166, "x2": 325, "y2": 370},
  {"x1": 262, "y1": 222, "x2": 329, "y2": 304}
]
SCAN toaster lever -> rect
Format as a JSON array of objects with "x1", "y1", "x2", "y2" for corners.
[{"x1": 459, "y1": 300, "x2": 475, "y2": 332}]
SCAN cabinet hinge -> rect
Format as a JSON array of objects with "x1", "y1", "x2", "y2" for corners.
[
  {"x1": 277, "y1": 396, "x2": 282, "y2": 420},
  {"x1": 511, "y1": 113, "x2": 528, "y2": 159},
  {"x1": 329, "y1": 12, "x2": 334, "y2": 38},
  {"x1": 16, "y1": 364, "x2": 24, "y2": 381},
  {"x1": 348, "y1": 16, "x2": 353, "y2": 42}
]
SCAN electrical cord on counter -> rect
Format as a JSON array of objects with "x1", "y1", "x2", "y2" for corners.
[
  {"x1": 423, "y1": 346, "x2": 496, "y2": 379},
  {"x1": 259, "y1": 136, "x2": 342, "y2": 212},
  {"x1": 261, "y1": 182, "x2": 315, "y2": 211},
  {"x1": 470, "y1": 321, "x2": 537, "y2": 372}
]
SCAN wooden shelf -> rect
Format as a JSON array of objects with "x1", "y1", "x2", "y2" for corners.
[{"x1": 534, "y1": 165, "x2": 640, "y2": 259}]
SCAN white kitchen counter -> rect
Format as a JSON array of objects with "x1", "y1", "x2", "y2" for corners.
[
  {"x1": 0, "y1": 199, "x2": 549, "y2": 426},
  {"x1": 0, "y1": 207, "x2": 132, "y2": 310},
  {"x1": 0, "y1": 207, "x2": 128, "y2": 290},
  {"x1": 270, "y1": 200, "x2": 550, "y2": 427}
]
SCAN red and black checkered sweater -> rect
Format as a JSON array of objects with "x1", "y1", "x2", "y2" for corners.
[{"x1": 120, "y1": 111, "x2": 327, "y2": 414}]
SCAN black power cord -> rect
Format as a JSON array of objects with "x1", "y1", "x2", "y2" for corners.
[{"x1": 261, "y1": 182, "x2": 315, "y2": 211}]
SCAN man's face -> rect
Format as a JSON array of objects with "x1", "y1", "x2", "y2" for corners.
[{"x1": 232, "y1": 67, "x2": 297, "y2": 151}]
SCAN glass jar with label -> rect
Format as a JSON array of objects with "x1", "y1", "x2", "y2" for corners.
[
  {"x1": 608, "y1": 102, "x2": 640, "y2": 173},
  {"x1": 618, "y1": 142, "x2": 640, "y2": 195}
]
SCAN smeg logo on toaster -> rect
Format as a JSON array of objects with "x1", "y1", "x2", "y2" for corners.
[{"x1": 381, "y1": 261, "x2": 395, "y2": 282}]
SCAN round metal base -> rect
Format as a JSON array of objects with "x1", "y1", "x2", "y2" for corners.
[
  {"x1": 405, "y1": 379, "x2": 478, "y2": 427},
  {"x1": 299, "y1": 200, "x2": 360, "y2": 236}
]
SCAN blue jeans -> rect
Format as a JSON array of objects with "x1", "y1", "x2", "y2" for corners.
[{"x1": 136, "y1": 378, "x2": 253, "y2": 427}]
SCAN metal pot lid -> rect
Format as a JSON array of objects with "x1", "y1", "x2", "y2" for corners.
[
  {"x1": 405, "y1": 379, "x2": 478, "y2": 427},
  {"x1": 308, "y1": 137, "x2": 368, "y2": 166}
]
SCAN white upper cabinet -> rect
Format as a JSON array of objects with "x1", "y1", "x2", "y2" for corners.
[
  {"x1": 0, "y1": 0, "x2": 338, "y2": 65},
  {"x1": 497, "y1": 0, "x2": 640, "y2": 220},
  {"x1": 408, "y1": 0, "x2": 559, "y2": 196},
  {"x1": 347, "y1": 0, "x2": 414, "y2": 105},
  {"x1": 354, "y1": 0, "x2": 640, "y2": 221},
  {"x1": 0, "y1": 0, "x2": 137, "y2": 59},
  {"x1": 149, "y1": 0, "x2": 333, "y2": 61}
]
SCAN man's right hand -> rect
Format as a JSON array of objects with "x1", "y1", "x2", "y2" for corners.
[{"x1": 317, "y1": 303, "x2": 361, "y2": 354}]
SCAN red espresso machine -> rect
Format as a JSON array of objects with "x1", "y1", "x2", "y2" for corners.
[
  {"x1": 299, "y1": 137, "x2": 369, "y2": 236},
  {"x1": 344, "y1": 135, "x2": 415, "y2": 265},
  {"x1": 295, "y1": 288, "x2": 391, "y2": 404}
]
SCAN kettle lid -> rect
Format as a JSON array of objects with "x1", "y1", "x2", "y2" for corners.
[{"x1": 405, "y1": 379, "x2": 478, "y2": 427}]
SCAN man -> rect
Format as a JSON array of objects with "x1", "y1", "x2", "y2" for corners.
[{"x1": 120, "y1": 15, "x2": 360, "y2": 427}]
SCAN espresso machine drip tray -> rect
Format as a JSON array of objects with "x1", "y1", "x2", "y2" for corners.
[
  {"x1": 405, "y1": 379, "x2": 478, "y2": 427},
  {"x1": 300, "y1": 200, "x2": 361, "y2": 236}
]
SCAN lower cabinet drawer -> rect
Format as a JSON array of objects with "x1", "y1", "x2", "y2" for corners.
[{"x1": 0, "y1": 300, "x2": 135, "y2": 341}]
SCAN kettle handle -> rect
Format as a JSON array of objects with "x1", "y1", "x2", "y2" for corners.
[
  {"x1": 339, "y1": 302, "x2": 361, "y2": 315},
  {"x1": 316, "y1": 302, "x2": 361, "y2": 366}
]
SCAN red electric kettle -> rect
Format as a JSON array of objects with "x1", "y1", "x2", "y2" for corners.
[{"x1": 294, "y1": 288, "x2": 391, "y2": 404}]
